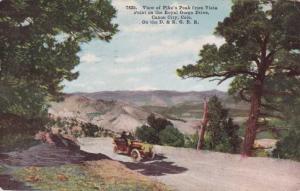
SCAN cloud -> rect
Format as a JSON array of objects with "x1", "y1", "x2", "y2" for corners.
[
  {"x1": 134, "y1": 85, "x2": 158, "y2": 91},
  {"x1": 108, "y1": 66, "x2": 151, "y2": 75},
  {"x1": 64, "y1": 80, "x2": 106, "y2": 93},
  {"x1": 147, "y1": 35, "x2": 225, "y2": 56},
  {"x1": 114, "y1": 56, "x2": 136, "y2": 64},
  {"x1": 80, "y1": 53, "x2": 102, "y2": 64},
  {"x1": 115, "y1": 35, "x2": 225, "y2": 64},
  {"x1": 126, "y1": 77, "x2": 140, "y2": 83}
]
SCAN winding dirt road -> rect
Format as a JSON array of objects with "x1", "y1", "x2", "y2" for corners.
[{"x1": 79, "y1": 137, "x2": 300, "y2": 191}]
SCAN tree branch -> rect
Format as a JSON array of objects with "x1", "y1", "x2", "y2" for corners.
[
  {"x1": 190, "y1": 71, "x2": 255, "y2": 79},
  {"x1": 256, "y1": 126, "x2": 289, "y2": 133},
  {"x1": 269, "y1": 66, "x2": 300, "y2": 76},
  {"x1": 260, "y1": 103, "x2": 280, "y2": 112},
  {"x1": 253, "y1": 58, "x2": 261, "y2": 66},
  {"x1": 239, "y1": 88, "x2": 251, "y2": 102},
  {"x1": 263, "y1": 89, "x2": 298, "y2": 97},
  {"x1": 259, "y1": 112, "x2": 285, "y2": 120}
]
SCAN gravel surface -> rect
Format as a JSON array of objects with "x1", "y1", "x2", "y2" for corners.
[{"x1": 79, "y1": 137, "x2": 300, "y2": 191}]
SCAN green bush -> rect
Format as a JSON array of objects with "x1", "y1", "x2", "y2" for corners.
[
  {"x1": 254, "y1": 149, "x2": 270, "y2": 157},
  {"x1": 184, "y1": 133, "x2": 198, "y2": 148},
  {"x1": 147, "y1": 114, "x2": 172, "y2": 133},
  {"x1": 271, "y1": 104, "x2": 300, "y2": 161},
  {"x1": 159, "y1": 126, "x2": 184, "y2": 147},
  {"x1": 0, "y1": 133, "x2": 40, "y2": 152},
  {"x1": 272, "y1": 130, "x2": 300, "y2": 161},
  {"x1": 135, "y1": 114, "x2": 184, "y2": 147},
  {"x1": 48, "y1": 118, "x2": 110, "y2": 138},
  {"x1": 81, "y1": 123, "x2": 102, "y2": 137},
  {"x1": 0, "y1": 114, "x2": 45, "y2": 152},
  {"x1": 135, "y1": 114, "x2": 173, "y2": 144},
  {"x1": 204, "y1": 96, "x2": 242, "y2": 153},
  {"x1": 135, "y1": 125, "x2": 158, "y2": 144}
]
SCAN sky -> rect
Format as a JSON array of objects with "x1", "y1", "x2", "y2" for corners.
[{"x1": 63, "y1": 0, "x2": 233, "y2": 93}]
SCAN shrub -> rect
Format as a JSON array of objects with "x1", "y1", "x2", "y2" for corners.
[
  {"x1": 271, "y1": 104, "x2": 300, "y2": 161},
  {"x1": 0, "y1": 133, "x2": 40, "y2": 152},
  {"x1": 48, "y1": 118, "x2": 109, "y2": 138},
  {"x1": 159, "y1": 126, "x2": 184, "y2": 147},
  {"x1": 147, "y1": 113, "x2": 172, "y2": 133},
  {"x1": 135, "y1": 114, "x2": 184, "y2": 146},
  {"x1": 254, "y1": 149, "x2": 270, "y2": 157},
  {"x1": 81, "y1": 123, "x2": 102, "y2": 137},
  {"x1": 272, "y1": 130, "x2": 300, "y2": 161},
  {"x1": 0, "y1": 114, "x2": 46, "y2": 136},
  {"x1": 204, "y1": 96, "x2": 242, "y2": 153},
  {"x1": 184, "y1": 133, "x2": 198, "y2": 148},
  {"x1": 135, "y1": 125, "x2": 158, "y2": 144}
]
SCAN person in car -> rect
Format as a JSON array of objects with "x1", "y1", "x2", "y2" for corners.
[{"x1": 120, "y1": 131, "x2": 128, "y2": 145}]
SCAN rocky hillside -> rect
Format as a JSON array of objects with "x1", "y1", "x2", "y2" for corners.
[{"x1": 49, "y1": 95, "x2": 198, "y2": 134}]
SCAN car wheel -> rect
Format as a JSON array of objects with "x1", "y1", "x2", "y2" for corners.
[
  {"x1": 150, "y1": 150, "x2": 156, "y2": 159},
  {"x1": 130, "y1": 149, "x2": 141, "y2": 162},
  {"x1": 113, "y1": 145, "x2": 118, "y2": 153}
]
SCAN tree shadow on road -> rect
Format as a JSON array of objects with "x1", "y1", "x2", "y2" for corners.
[{"x1": 122, "y1": 154, "x2": 187, "y2": 176}]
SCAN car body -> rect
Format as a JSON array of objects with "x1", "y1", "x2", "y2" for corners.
[{"x1": 113, "y1": 137, "x2": 155, "y2": 161}]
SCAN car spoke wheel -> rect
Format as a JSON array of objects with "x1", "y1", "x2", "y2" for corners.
[
  {"x1": 150, "y1": 150, "x2": 156, "y2": 159},
  {"x1": 130, "y1": 149, "x2": 141, "y2": 162},
  {"x1": 113, "y1": 145, "x2": 118, "y2": 153}
]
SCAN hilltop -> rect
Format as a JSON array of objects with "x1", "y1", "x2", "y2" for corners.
[{"x1": 72, "y1": 89, "x2": 227, "y2": 107}]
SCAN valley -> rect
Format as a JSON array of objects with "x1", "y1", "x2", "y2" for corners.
[{"x1": 50, "y1": 90, "x2": 249, "y2": 136}]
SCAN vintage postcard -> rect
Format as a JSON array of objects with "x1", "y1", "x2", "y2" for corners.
[{"x1": 0, "y1": 0, "x2": 300, "y2": 191}]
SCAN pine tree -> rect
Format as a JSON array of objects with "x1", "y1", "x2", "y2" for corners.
[
  {"x1": 177, "y1": 0, "x2": 300, "y2": 155},
  {"x1": 0, "y1": 0, "x2": 118, "y2": 118}
]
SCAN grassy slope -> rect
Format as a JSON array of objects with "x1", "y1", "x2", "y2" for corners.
[{"x1": 13, "y1": 160, "x2": 170, "y2": 191}]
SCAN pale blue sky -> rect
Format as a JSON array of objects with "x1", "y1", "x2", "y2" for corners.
[{"x1": 63, "y1": 0, "x2": 232, "y2": 93}]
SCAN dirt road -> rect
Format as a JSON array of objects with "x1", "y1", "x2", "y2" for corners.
[{"x1": 79, "y1": 137, "x2": 300, "y2": 191}]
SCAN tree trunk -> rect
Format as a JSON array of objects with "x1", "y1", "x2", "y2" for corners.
[
  {"x1": 242, "y1": 81, "x2": 263, "y2": 156},
  {"x1": 197, "y1": 125, "x2": 206, "y2": 150},
  {"x1": 197, "y1": 100, "x2": 208, "y2": 150}
]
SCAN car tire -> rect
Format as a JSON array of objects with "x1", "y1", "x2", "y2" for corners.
[
  {"x1": 130, "y1": 149, "x2": 141, "y2": 162},
  {"x1": 150, "y1": 150, "x2": 156, "y2": 159},
  {"x1": 113, "y1": 145, "x2": 118, "y2": 153}
]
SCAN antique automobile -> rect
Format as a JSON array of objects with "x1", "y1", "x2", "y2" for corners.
[{"x1": 113, "y1": 135, "x2": 155, "y2": 162}]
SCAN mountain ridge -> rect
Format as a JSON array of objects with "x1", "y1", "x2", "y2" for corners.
[{"x1": 70, "y1": 89, "x2": 227, "y2": 107}]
